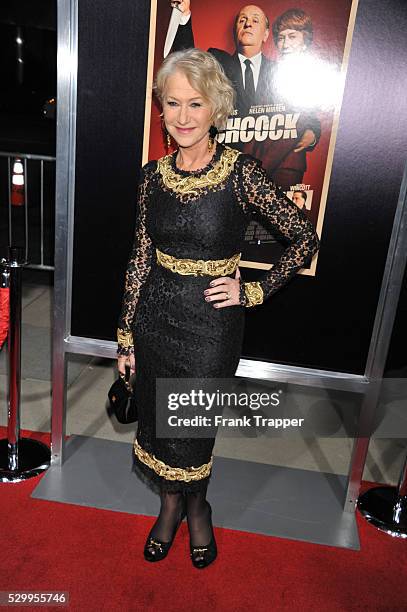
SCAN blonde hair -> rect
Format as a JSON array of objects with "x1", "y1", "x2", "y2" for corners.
[{"x1": 154, "y1": 48, "x2": 235, "y2": 130}]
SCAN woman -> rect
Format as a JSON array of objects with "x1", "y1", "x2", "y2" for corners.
[
  {"x1": 251, "y1": 7, "x2": 320, "y2": 191},
  {"x1": 117, "y1": 48, "x2": 320, "y2": 569}
]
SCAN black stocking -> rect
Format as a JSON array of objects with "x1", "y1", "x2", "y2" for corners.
[
  {"x1": 148, "y1": 490, "x2": 184, "y2": 544},
  {"x1": 186, "y1": 482, "x2": 212, "y2": 547}
]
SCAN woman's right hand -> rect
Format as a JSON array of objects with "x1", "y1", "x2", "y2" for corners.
[{"x1": 117, "y1": 353, "x2": 136, "y2": 377}]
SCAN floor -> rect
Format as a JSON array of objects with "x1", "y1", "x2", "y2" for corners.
[
  {"x1": 0, "y1": 269, "x2": 406, "y2": 488},
  {"x1": 31, "y1": 435, "x2": 360, "y2": 549}
]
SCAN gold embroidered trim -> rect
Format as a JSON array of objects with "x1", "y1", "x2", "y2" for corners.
[
  {"x1": 157, "y1": 146, "x2": 240, "y2": 196},
  {"x1": 117, "y1": 328, "x2": 133, "y2": 348},
  {"x1": 133, "y1": 438, "x2": 213, "y2": 482},
  {"x1": 156, "y1": 247, "x2": 241, "y2": 277},
  {"x1": 244, "y1": 282, "x2": 264, "y2": 307}
]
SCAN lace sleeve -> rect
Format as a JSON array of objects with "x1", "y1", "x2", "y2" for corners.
[
  {"x1": 117, "y1": 164, "x2": 155, "y2": 355},
  {"x1": 236, "y1": 156, "x2": 320, "y2": 307}
]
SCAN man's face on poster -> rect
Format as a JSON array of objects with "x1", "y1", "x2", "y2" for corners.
[
  {"x1": 292, "y1": 191, "x2": 306, "y2": 209},
  {"x1": 276, "y1": 29, "x2": 307, "y2": 56},
  {"x1": 235, "y1": 5, "x2": 269, "y2": 54}
]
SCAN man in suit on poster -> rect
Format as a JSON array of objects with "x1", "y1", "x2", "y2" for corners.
[
  {"x1": 169, "y1": 2, "x2": 274, "y2": 116},
  {"x1": 167, "y1": 0, "x2": 320, "y2": 178}
]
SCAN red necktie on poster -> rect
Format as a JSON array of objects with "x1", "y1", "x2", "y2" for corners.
[{"x1": 0, "y1": 287, "x2": 9, "y2": 348}]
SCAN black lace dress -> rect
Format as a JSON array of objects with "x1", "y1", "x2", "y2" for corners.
[{"x1": 117, "y1": 143, "x2": 320, "y2": 493}]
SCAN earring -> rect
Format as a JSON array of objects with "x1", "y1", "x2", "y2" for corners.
[
  {"x1": 163, "y1": 125, "x2": 171, "y2": 153},
  {"x1": 208, "y1": 125, "x2": 218, "y2": 153},
  {"x1": 161, "y1": 115, "x2": 171, "y2": 153}
]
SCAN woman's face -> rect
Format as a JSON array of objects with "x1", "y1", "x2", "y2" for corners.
[
  {"x1": 276, "y1": 29, "x2": 307, "y2": 56},
  {"x1": 162, "y1": 70, "x2": 213, "y2": 149}
]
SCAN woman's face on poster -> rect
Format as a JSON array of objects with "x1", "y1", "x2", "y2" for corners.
[
  {"x1": 276, "y1": 29, "x2": 307, "y2": 56},
  {"x1": 162, "y1": 70, "x2": 213, "y2": 149}
]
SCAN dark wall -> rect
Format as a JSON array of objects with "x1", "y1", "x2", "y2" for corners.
[
  {"x1": 71, "y1": 0, "x2": 407, "y2": 376},
  {"x1": 71, "y1": 0, "x2": 151, "y2": 343},
  {"x1": 0, "y1": 1, "x2": 56, "y2": 31},
  {"x1": 242, "y1": 0, "x2": 407, "y2": 373},
  {"x1": 384, "y1": 261, "x2": 407, "y2": 377}
]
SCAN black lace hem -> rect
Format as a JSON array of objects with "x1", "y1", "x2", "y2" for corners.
[{"x1": 117, "y1": 344, "x2": 134, "y2": 357}]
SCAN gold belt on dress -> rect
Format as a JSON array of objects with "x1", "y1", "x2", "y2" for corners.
[{"x1": 155, "y1": 247, "x2": 241, "y2": 277}]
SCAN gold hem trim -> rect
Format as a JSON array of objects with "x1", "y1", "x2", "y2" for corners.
[{"x1": 133, "y1": 438, "x2": 212, "y2": 482}]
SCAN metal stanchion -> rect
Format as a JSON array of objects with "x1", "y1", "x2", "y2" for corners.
[
  {"x1": 0, "y1": 247, "x2": 51, "y2": 482},
  {"x1": 357, "y1": 450, "x2": 407, "y2": 538}
]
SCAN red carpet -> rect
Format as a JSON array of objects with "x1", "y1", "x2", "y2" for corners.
[{"x1": 0, "y1": 429, "x2": 406, "y2": 611}]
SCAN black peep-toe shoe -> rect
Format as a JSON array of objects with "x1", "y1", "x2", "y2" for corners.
[
  {"x1": 189, "y1": 502, "x2": 217, "y2": 569},
  {"x1": 144, "y1": 501, "x2": 187, "y2": 562}
]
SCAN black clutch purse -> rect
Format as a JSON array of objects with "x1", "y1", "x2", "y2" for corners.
[{"x1": 108, "y1": 372, "x2": 138, "y2": 424}]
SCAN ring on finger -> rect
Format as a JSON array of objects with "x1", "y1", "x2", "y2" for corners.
[{"x1": 225, "y1": 291, "x2": 231, "y2": 300}]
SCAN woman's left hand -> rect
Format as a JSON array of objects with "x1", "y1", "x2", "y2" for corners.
[{"x1": 203, "y1": 267, "x2": 242, "y2": 308}]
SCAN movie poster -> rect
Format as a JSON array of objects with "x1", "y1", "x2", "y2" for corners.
[{"x1": 143, "y1": 0, "x2": 359, "y2": 276}]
